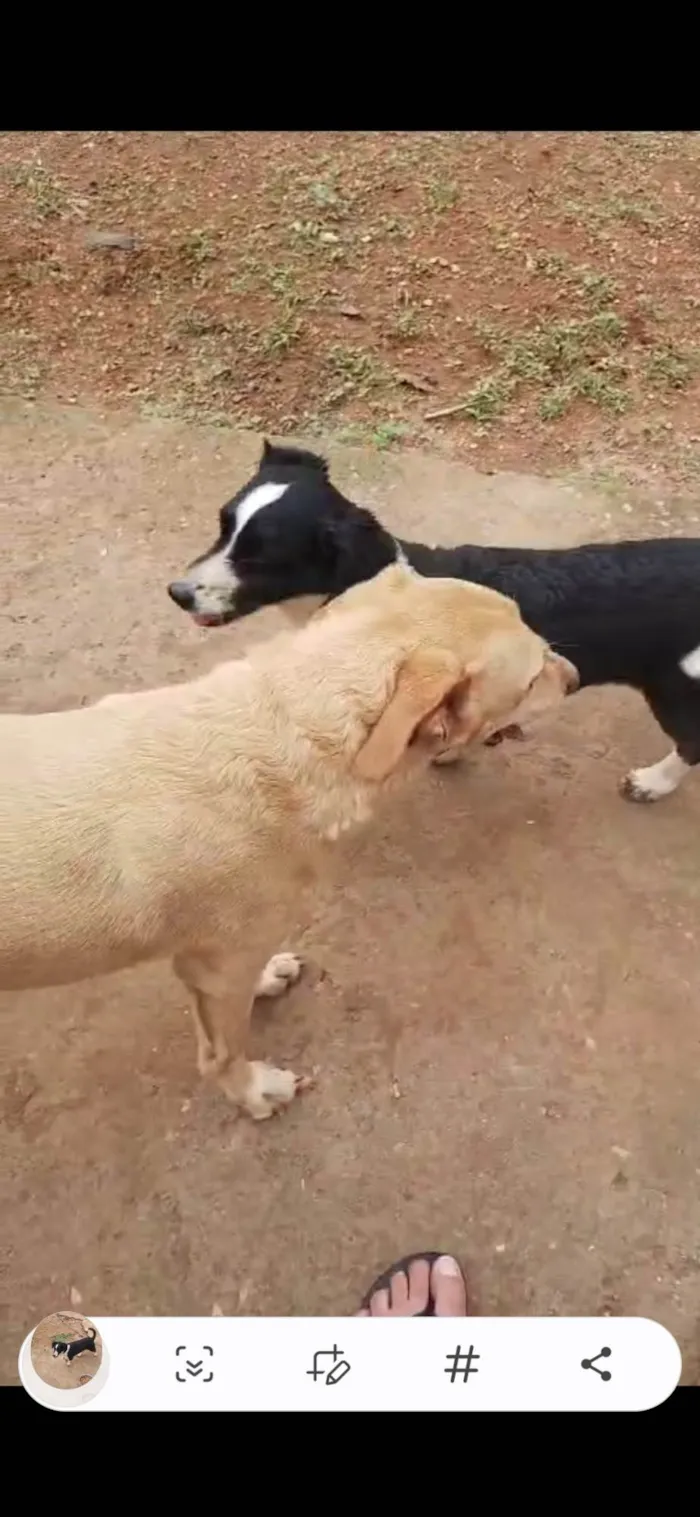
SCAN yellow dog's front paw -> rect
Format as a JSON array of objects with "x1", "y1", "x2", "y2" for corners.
[
  {"x1": 254, "y1": 953, "x2": 303, "y2": 999},
  {"x1": 239, "y1": 1061, "x2": 312, "y2": 1120}
]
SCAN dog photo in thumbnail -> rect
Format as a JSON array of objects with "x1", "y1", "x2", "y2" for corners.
[{"x1": 30, "y1": 1311, "x2": 103, "y2": 1392}]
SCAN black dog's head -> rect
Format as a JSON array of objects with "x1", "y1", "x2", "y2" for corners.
[
  {"x1": 168, "y1": 440, "x2": 400, "y2": 626},
  {"x1": 51, "y1": 1339, "x2": 69, "y2": 1358}
]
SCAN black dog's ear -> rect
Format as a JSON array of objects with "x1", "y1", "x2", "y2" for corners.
[{"x1": 259, "y1": 439, "x2": 330, "y2": 476}]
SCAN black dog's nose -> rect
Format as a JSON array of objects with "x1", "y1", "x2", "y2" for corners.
[{"x1": 168, "y1": 580, "x2": 196, "y2": 611}]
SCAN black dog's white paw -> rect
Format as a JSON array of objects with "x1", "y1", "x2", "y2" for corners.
[{"x1": 620, "y1": 772, "x2": 664, "y2": 803}]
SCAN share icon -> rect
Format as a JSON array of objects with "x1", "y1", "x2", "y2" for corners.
[{"x1": 581, "y1": 1346, "x2": 612, "y2": 1381}]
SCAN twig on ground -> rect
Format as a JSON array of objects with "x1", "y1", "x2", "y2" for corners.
[{"x1": 424, "y1": 400, "x2": 472, "y2": 421}]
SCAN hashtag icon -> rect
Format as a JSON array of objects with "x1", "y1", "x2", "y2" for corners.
[{"x1": 444, "y1": 1344, "x2": 480, "y2": 1383}]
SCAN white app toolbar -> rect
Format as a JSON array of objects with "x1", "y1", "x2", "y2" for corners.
[{"x1": 19, "y1": 1316, "x2": 681, "y2": 1411}]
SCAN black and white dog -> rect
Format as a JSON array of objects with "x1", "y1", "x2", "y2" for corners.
[
  {"x1": 169, "y1": 441, "x2": 700, "y2": 803},
  {"x1": 52, "y1": 1326, "x2": 97, "y2": 1363}
]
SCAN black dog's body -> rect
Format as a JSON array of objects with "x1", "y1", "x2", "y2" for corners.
[
  {"x1": 52, "y1": 1327, "x2": 97, "y2": 1363},
  {"x1": 169, "y1": 442, "x2": 700, "y2": 801},
  {"x1": 407, "y1": 535, "x2": 700, "y2": 696}
]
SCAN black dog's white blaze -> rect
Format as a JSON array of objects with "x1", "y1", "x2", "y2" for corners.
[{"x1": 185, "y1": 480, "x2": 291, "y2": 617}]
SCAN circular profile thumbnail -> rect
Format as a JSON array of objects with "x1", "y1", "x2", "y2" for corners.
[{"x1": 19, "y1": 1311, "x2": 109, "y2": 1408}]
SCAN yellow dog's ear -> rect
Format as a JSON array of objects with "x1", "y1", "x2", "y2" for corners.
[{"x1": 355, "y1": 648, "x2": 463, "y2": 782}]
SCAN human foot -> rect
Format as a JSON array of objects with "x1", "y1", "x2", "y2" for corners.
[{"x1": 357, "y1": 1252, "x2": 467, "y2": 1317}]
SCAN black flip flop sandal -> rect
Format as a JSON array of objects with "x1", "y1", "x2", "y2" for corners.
[{"x1": 359, "y1": 1251, "x2": 466, "y2": 1317}]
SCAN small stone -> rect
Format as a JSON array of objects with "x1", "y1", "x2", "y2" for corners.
[
  {"x1": 211, "y1": 1302, "x2": 224, "y2": 1317},
  {"x1": 611, "y1": 1145, "x2": 631, "y2": 1160},
  {"x1": 495, "y1": 1243, "x2": 506, "y2": 1254},
  {"x1": 70, "y1": 1285, "x2": 83, "y2": 1306}
]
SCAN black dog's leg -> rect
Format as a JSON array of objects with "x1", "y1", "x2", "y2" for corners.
[{"x1": 621, "y1": 673, "x2": 700, "y2": 802}]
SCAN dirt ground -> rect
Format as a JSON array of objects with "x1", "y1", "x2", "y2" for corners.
[
  {"x1": 30, "y1": 1312, "x2": 102, "y2": 1390},
  {"x1": 1, "y1": 402, "x2": 699, "y2": 1386},
  {"x1": 2, "y1": 131, "x2": 700, "y2": 487}
]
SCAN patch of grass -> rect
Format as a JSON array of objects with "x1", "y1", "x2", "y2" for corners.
[
  {"x1": 267, "y1": 264, "x2": 300, "y2": 301},
  {"x1": 176, "y1": 311, "x2": 234, "y2": 338},
  {"x1": 464, "y1": 310, "x2": 631, "y2": 424},
  {"x1": 481, "y1": 310, "x2": 626, "y2": 377},
  {"x1": 387, "y1": 307, "x2": 423, "y2": 342},
  {"x1": 602, "y1": 194, "x2": 659, "y2": 227},
  {"x1": 2, "y1": 253, "x2": 69, "y2": 290},
  {"x1": 531, "y1": 250, "x2": 569, "y2": 278},
  {"x1": 8, "y1": 160, "x2": 65, "y2": 218},
  {"x1": 459, "y1": 375, "x2": 513, "y2": 423},
  {"x1": 307, "y1": 176, "x2": 346, "y2": 212},
  {"x1": 179, "y1": 229, "x2": 218, "y2": 265},
  {"x1": 538, "y1": 388, "x2": 570, "y2": 421},
  {"x1": 567, "y1": 368, "x2": 629, "y2": 414},
  {"x1": 255, "y1": 264, "x2": 306, "y2": 356},
  {"x1": 578, "y1": 269, "x2": 618, "y2": 307},
  {"x1": 324, "y1": 344, "x2": 388, "y2": 405},
  {"x1": 645, "y1": 343, "x2": 696, "y2": 391},
  {"x1": 148, "y1": 314, "x2": 254, "y2": 421},
  {"x1": 529, "y1": 250, "x2": 618, "y2": 309},
  {"x1": 283, "y1": 165, "x2": 357, "y2": 218},
  {"x1": 334, "y1": 418, "x2": 411, "y2": 450},
  {"x1": 327, "y1": 346, "x2": 381, "y2": 384},
  {"x1": 426, "y1": 178, "x2": 459, "y2": 213},
  {"x1": 371, "y1": 419, "x2": 410, "y2": 449},
  {"x1": 366, "y1": 213, "x2": 412, "y2": 242},
  {"x1": 562, "y1": 194, "x2": 660, "y2": 230},
  {"x1": 258, "y1": 311, "x2": 303, "y2": 356},
  {"x1": 229, "y1": 256, "x2": 263, "y2": 295},
  {"x1": 0, "y1": 328, "x2": 47, "y2": 398}
]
